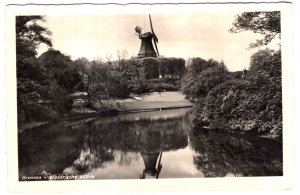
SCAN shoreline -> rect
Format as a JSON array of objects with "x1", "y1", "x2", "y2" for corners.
[
  {"x1": 18, "y1": 104, "x2": 281, "y2": 143},
  {"x1": 18, "y1": 105, "x2": 194, "y2": 132},
  {"x1": 195, "y1": 125, "x2": 282, "y2": 143},
  {"x1": 19, "y1": 91, "x2": 194, "y2": 132}
]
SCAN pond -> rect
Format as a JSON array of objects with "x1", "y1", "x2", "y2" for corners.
[{"x1": 18, "y1": 108, "x2": 282, "y2": 181}]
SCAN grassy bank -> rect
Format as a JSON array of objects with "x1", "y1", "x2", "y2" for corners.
[
  {"x1": 19, "y1": 91, "x2": 193, "y2": 131},
  {"x1": 73, "y1": 91, "x2": 193, "y2": 113}
]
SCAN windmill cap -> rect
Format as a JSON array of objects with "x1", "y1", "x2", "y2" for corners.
[{"x1": 140, "y1": 32, "x2": 153, "y2": 38}]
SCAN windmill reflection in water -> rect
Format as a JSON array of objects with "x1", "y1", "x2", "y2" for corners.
[{"x1": 138, "y1": 129, "x2": 163, "y2": 179}]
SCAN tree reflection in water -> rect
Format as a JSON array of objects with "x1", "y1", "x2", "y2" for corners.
[
  {"x1": 92, "y1": 117, "x2": 188, "y2": 179},
  {"x1": 63, "y1": 121, "x2": 115, "y2": 175},
  {"x1": 18, "y1": 108, "x2": 282, "y2": 180},
  {"x1": 18, "y1": 109, "x2": 190, "y2": 180},
  {"x1": 190, "y1": 129, "x2": 283, "y2": 177}
]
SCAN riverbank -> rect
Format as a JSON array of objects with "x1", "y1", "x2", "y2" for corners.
[
  {"x1": 71, "y1": 91, "x2": 193, "y2": 114},
  {"x1": 18, "y1": 91, "x2": 194, "y2": 132}
]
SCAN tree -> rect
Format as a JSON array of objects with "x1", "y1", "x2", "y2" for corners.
[
  {"x1": 185, "y1": 57, "x2": 208, "y2": 76},
  {"x1": 249, "y1": 48, "x2": 281, "y2": 77},
  {"x1": 72, "y1": 57, "x2": 90, "y2": 72},
  {"x1": 82, "y1": 59, "x2": 107, "y2": 105},
  {"x1": 181, "y1": 58, "x2": 229, "y2": 99},
  {"x1": 229, "y1": 11, "x2": 280, "y2": 48},
  {"x1": 195, "y1": 67, "x2": 230, "y2": 97},
  {"x1": 139, "y1": 57, "x2": 160, "y2": 79},
  {"x1": 122, "y1": 58, "x2": 141, "y2": 81},
  {"x1": 16, "y1": 16, "x2": 52, "y2": 79},
  {"x1": 116, "y1": 49, "x2": 128, "y2": 70},
  {"x1": 158, "y1": 57, "x2": 186, "y2": 78},
  {"x1": 16, "y1": 16, "x2": 53, "y2": 122},
  {"x1": 190, "y1": 49, "x2": 282, "y2": 136},
  {"x1": 38, "y1": 49, "x2": 82, "y2": 92},
  {"x1": 111, "y1": 50, "x2": 129, "y2": 84},
  {"x1": 16, "y1": 16, "x2": 52, "y2": 46},
  {"x1": 69, "y1": 58, "x2": 90, "y2": 91},
  {"x1": 183, "y1": 66, "x2": 230, "y2": 99}
]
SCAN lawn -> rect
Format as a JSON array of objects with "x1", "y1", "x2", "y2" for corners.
[{"x1": 92, "y1": 91, "x2": 193, "y2": 112}]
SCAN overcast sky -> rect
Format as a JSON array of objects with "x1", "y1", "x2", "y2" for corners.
[{"x1": 38, "y1": 13, "x2": 280, "y2": 71}]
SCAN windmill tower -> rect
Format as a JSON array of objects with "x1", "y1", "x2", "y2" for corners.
[{"x1": 135, "y1": 15, "x2": 159, "y2": 58}]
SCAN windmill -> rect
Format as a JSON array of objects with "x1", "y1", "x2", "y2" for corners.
[{"x1": 135, "y1": 14, "x2": 159, "y2": 58}]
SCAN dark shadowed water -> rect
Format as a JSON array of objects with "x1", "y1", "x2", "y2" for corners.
[{"x1": 18, "y1": 108, "x2": 282, "y2": 181}]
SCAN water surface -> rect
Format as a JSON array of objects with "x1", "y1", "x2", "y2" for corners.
[{"x1": 18, "y1": 108, "x2": 282, "y2": 180}]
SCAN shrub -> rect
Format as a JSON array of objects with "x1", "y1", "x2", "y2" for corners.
[
  {"x1": 188, "y1": 49, "x2": 282, "y2": 136},
  {"x1": 181, "y1": 58, "x2": 230, "y2": 99}
]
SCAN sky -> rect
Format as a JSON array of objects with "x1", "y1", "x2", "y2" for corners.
[{"x1": 38, "y1": 13, "x2": 280, "y2": 72}]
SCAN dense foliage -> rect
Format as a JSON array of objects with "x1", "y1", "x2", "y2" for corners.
[
  {"x1": 38, "y1": 49, "x2": 83, "y2": 93},
  {"x1": 180, "y1": 11, "x2": 283, "y2": 137},
  {"x1": 181, "y1": 58, "x2": 230, "y2": 99},
  {"x1": 158, "y1": 57, "x2": 186, "y2": 78},
  {"x1": 139, "y1": 57, "x2": 160, "y2": 79},
  {"x1": 16, "y1": 16, "x2": 57, "y2": 122},
  {"x1": 125, "y1": 57, "x2": 186, "y2": 94},
  {"x1": 188, "y1": 49, "x2": 282, "y2": 136}
]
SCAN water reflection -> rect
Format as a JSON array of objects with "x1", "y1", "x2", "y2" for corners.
[
  {"x1": 18, "y1": 108, "x2": 191, "y2": 180},
  {"x1": 140, "y1": 151, "x2": 162, "y2": 179},
  {"x1": 18, "y1": 108, "x2": 282, "y2": 180},
  {"x1": 190, "y1": 129, "x2": 283, "y2": 177},
  {"x1": 62, "y1": 121, "x2": 115, "y2": 175}
]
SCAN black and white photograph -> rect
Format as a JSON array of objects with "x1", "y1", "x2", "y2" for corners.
[{"x1": 4, "y1": 1, "x2": 295, "y2": 192}]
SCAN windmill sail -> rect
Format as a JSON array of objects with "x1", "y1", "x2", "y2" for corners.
[{"x1": 149, "y1": 14, "x2": 159, "y2": 56}]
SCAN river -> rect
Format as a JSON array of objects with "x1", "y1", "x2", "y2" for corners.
[{"x1": 18, "y1": 108, "x2": 282, "y2": 180}]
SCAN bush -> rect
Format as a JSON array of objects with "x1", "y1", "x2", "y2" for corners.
[
  {"x1": 158, "y1": 57, "x2": 186, "y2": 78},
  {"x1": 191, "y1": 73, "x2": 282, "y2": 135},
  {"x1": 18, "y1": 102, "x2": 59, "y2": 123},
  {"x1": 147, "y1": 82, "x2": 177, "y2": 92},
  {"x1": 189, "y1": 49, "x2": 282, "y2": 136},
  {"x1": 139, "y1": 57, "x2": 160, "y2": 79},
  {"x1": 109, "y1": 82, "x2": 130, "y2": 98},
  {"x1": 127, "y1": 79, "x2": 150, "y2": 94},
  {"x1": 182, "y1": 62, "x2": 231, "y2": 99}
]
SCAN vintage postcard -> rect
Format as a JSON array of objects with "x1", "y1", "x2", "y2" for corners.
[{"x1": 5, "y1": 1, "x2": 294, "y2": 193}]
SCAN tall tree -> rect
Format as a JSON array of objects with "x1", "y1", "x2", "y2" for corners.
[
  {"x1": 16, "y1": 16, "x2": 53, "y2": 122},
  {"x1": 16, "y1": 16, "x2": 52, "y2": 80},
  {"x1": 229, "y1": 11, "x2": 280, "y2": 48},
  {"x1": 38, "y1": 49, "x2": 82, "y2": 92}
]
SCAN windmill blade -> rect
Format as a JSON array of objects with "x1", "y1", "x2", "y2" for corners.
[
  {"x1": 153, "y1": 34, "x2": 158, "y2": 43},
  {"x1": 149, "y1": 14, "x2": 159, "y2": 56},
  {"x1": 149, "y1": 14, "x2": 154, "y2": 35},
  {"x1": 153, "y1": 39, "x2": 159, "y2": 56},
  {"x1": 149, "y1": 14, "x2": 158, "y2": 43}
]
